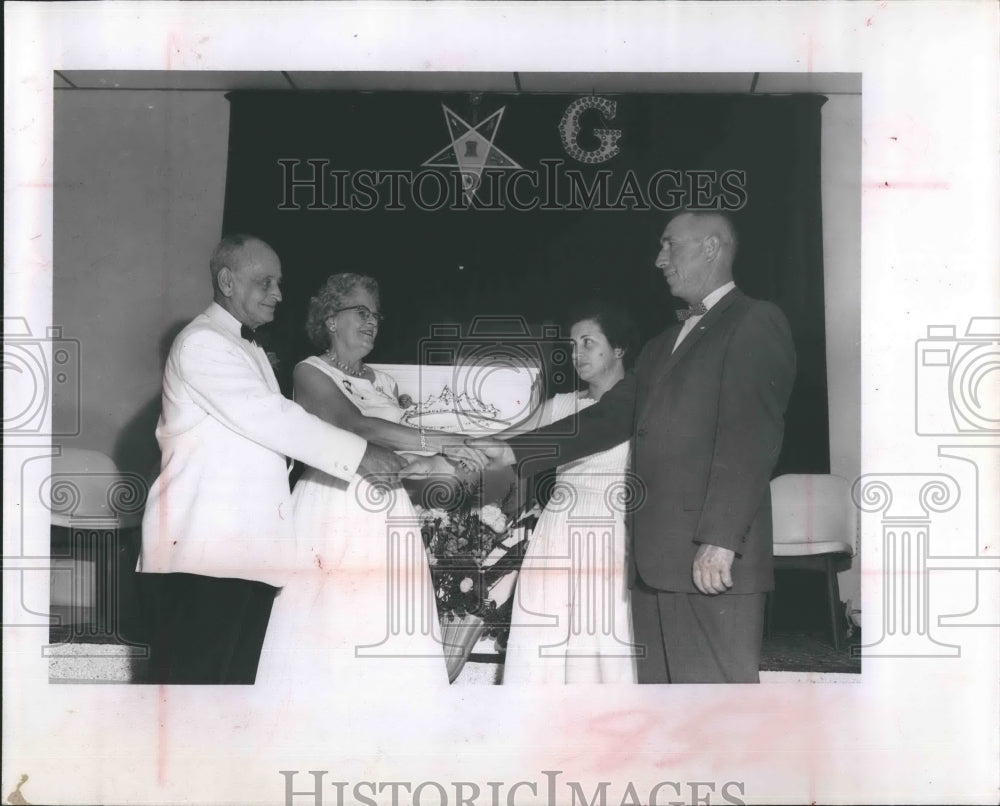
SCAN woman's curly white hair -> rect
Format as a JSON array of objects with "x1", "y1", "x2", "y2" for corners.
[{"x1": 305, "y1": 273, "x2": 380, "y2": 350}]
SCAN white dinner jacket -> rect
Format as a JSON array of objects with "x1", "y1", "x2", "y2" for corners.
[{"x1": 139, "y1": 302, "x2": 367, "y2": 585}]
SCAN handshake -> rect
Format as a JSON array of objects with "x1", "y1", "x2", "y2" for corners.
[{"x1": 356, "y1": 437, "x2": 516, "y2": 480}]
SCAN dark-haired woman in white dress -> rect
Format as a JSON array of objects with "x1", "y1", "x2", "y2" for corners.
[{"x1": 502, "y1": 302, "x2": 641, "y2": 684}]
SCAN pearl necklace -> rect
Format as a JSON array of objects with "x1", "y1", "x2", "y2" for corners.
[{"x1": 324, "y1": 351, "x2": 366, "y2": 378}]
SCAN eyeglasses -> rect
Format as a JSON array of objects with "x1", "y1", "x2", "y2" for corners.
[{"x1": 332, "y1": 305, "x2": 385, "y2": 323}]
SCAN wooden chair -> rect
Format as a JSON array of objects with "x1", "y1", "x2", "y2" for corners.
[{"x1": 768, "y1": 474, "x2": 857, "y2": 649}]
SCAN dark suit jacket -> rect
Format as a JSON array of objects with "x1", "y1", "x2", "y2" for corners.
[{"x1": 509, "y1": 289, "x2": 796, "y2": 595}]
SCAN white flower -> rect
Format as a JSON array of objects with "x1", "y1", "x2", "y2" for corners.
[
  {"x1": 478, "y1": 504, "x2": 508, "y2": 533},
  {"x1": 459, "y1": 577, "x2": 474, "y2": 593}
]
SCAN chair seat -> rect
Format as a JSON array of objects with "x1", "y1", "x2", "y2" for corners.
[
  {"x1": 46, "y1": 449, "x2": 148, "y2": 647},
  {"x1": 768, "y1": 474, "x2": 858, "y2": 650},
  {"x1": 47, "y1": 448, "x2": 146, "y2": 529},
  {"x1": 773, "y1": 540, "x2": 853, "y2": 558}
]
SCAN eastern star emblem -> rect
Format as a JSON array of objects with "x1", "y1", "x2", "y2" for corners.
[{"x1": 423, "y1": 104, "x2": 522, "y2": 200}]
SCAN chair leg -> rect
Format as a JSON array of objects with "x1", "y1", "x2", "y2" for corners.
[{"x1": 825, "y1": 557, "x2": 842, "y2": 651}]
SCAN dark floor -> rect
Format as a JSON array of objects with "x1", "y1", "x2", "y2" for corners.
[
  {"x1": 761, "y1": 569, "x2": 861, "y2": 673},
  {"x1": 52, "y1": 567, "x2": 861, "y2": 676},
  {"x1": 761, "y1": 628, "x2": 861, "y2": 674},
  {"x1": 53, "y1": 612, "x2": 862, "y2": 677}
]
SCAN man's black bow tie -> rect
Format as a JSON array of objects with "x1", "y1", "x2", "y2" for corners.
[
  {"x1": 240, "y1": 325, "x2": 258, "y2": 345},
  {"x1": 675, "y1": 302, "x2": 708, "y2": 322}
]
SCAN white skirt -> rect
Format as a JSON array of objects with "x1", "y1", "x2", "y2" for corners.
[{"x1": 254, "y1": 470, "x2": 449, "y2": 726}]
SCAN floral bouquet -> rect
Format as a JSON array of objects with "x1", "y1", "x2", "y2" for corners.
[{"x1": 416, "y1": 481, "x2": 527, "y2": 680}]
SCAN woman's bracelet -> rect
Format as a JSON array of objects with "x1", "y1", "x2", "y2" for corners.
[{"x1": 419, "y1": 427, "x2": 428, "y2": 451}]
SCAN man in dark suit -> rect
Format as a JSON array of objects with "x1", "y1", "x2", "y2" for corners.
[{"x1": 470, "y1": 211, "x2": 796, "y2": 683}]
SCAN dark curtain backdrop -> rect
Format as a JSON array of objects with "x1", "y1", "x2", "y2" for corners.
[{"x1": 221, "y1": 91, "x2": 829, "y2": 475}]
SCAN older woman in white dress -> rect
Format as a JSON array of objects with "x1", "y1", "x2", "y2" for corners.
[
  {"x1": 502, "y1": 301, "x2": 641, "y2": 684},
  {"x1": 254, "y1": 274, "x2": 485, "y2": 695}
]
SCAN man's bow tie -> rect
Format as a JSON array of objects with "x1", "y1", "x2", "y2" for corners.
[
  {"x1": 675, "y1": 302, "x2": 708, "y2": 322},
  {"x1": 240, "y1": 325, "x2": 258, "y2": 345}
]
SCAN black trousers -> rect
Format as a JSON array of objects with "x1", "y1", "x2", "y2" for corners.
[
  {"x1": 140, "y1": 573, "x2": 277, "y2": 684},
  {"x1": 631, "y1": 581, "x2": 766, "y2": 684}
]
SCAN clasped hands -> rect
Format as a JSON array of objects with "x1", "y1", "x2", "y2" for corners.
[
  {"x1": 359, "y1": 437, "x2": 506, "y2": 483},
  {"x1": 368, "y1": 440, "x2": 737, "y2": 595},
  {"x1": 397, "y1": 436, "x2": 515, "y2": 480}
]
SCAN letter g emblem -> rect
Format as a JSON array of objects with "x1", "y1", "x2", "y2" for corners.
[{"x1": 559, "y1": 96, "x2": 623, "y2": 164}]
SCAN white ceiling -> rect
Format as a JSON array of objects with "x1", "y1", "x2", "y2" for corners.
[{"x1": 54, "y1": 71, "x2": 860, "y2": 94}]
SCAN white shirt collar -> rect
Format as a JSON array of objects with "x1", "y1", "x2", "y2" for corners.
[
  {"x1": 672, "y1": 281, "x2": 737, "y2": 353},
  {"x1": 699, "y1": 281, "x2": 737, "y2": 312}
]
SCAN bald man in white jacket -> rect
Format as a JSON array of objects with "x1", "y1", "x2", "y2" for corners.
[{"x1": 138, "y1": 234, "x2": 401, "y2": 683}]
